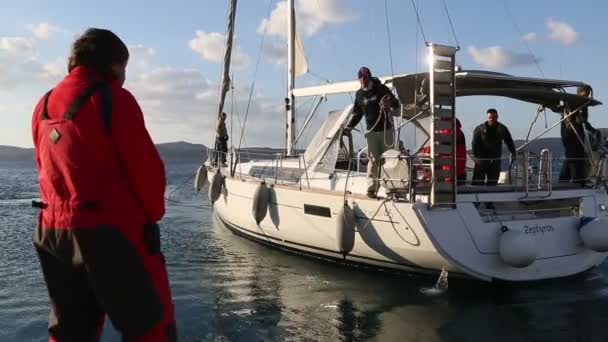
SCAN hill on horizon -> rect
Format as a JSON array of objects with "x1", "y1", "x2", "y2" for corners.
[
  {"x1": 0, "y1": 141, "x2": 208, "y2": 163},
  {"x1": 0, "y1": 137, "x2": 567, "y2": 164}
]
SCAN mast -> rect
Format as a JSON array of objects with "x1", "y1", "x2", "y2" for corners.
[
  {"x1": 286, "y1": 0, "x2": 296, "y2": 156},
  {"x1": 217, "y1": 0, "x2": 237, "y2": 120}
]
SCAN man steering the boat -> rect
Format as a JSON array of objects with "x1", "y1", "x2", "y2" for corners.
[{"x1": 344, "y1": 66, "x2": 400, "y2": 197}]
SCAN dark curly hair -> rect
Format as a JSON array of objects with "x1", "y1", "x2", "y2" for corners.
[{"x1": 68, "y1": 28, "x2": 129, "y2": 78}]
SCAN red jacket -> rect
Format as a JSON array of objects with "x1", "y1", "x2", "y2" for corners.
[
  {"x1": 31, "y1": 66, "x2": 165, "y2": 229},
  {"x1": 456, "y1": 119, "x2": 466, "y2": 177}
]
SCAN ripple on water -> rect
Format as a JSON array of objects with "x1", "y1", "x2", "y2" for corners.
[{"x1": 3, "y1": 162, "x2": 608, "y2": 342}]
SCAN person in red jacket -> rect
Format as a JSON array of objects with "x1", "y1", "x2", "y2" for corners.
[
  {"x1": 31, "y1": 28, "x2": 176, "y2": 342},
  {"x1": 455, "y1": 118, "x2": 467, "y2": 185}
]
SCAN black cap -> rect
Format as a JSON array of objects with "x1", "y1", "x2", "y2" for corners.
[{"x1": 358, "y1": 66, "x2": 371, "y2": 79}]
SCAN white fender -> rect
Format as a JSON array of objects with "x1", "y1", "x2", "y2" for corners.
[
  {"x1": 194, "y1": 165, "x2": 208, "y2": 192},
  {"x1": 498, "y1": 227, "x2": 537, "y2": 268},
  {"x1": 208, "y1": 171, "x2": 223, "y2": 204},
  {"x1": 579, "y1": 217, "x2": 608, "y2": 252},
  {"x1": 252, "y1": 181, "x2": 270, "y2": 224},
  {"x1": 336, "y1": 204, "x2": 356, "y2": 255}
]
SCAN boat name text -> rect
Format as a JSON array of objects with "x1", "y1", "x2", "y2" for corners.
[{"x1": 524, "y1": 224, "x2": 554, "y2": 235}]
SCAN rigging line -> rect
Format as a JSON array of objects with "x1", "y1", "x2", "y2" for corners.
[
  {"x1": 232, "y1": 88, "x2": 251, "y2": 158},
  {"x1": 413, "y1": 0, "x2": 420, "y2": 147},
  {"x1": 499, "y1": 0, "x2": 544, "y2": 76},
  {"x1": 440, "y1": 0, "x2": 460, "y2": 49},
  {"x1": 307, "y1": 69, "x2": 331, "y2": 83},
  {"x1": 230, "y1": 72, "x2": 234, "y2": 150},
  {"x1": 383, "y1": 0, "x2": 395, "y2": 76},
  {"x1": 409, "y1": 0, "x2": 428, "y2": 44},
  {"x1": 237, "y1": 0, "x2": 274, "y2": 151}
]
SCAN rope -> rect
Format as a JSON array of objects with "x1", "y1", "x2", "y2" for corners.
[
  {"x1": 383, "y1": 0, "x2": 395, "y2": 76},
  {"x1": 165, "y1": 170, "x2": 198, "y2": 200},
  {"x1": 440, "y1": 0, "x2": 460, "y2": 49},
  {"x1": 409, "y1": 0, "x2": 428, "y2": 44},
  {"x1": 165, "y1": 197, "x2": 208, "y2": 210},
  {"x1": 498, "y1": 0, "x2": 544, "y2": 76},
  {"x1": 237, "y1": 0, "x2": 274, "y2": 151},
  {"x1": 164, "y1": 172, "x2": 210, "y2": 210},
  {"x1": 307, "y1": 70, "x2": 331, "y2": 83},
  {"x1": 230, "y1": 72, "x2": 234, "y2": 152},
  {"x1": 413, "y1": 0, "x2": 419, "y2": 151}
]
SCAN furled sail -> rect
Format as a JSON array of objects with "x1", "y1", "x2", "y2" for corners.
[
  {"x1": 216, "y1": 0, "x2": 237, "y2": 119},
  {"x1": 294, "y1": 28, "x2": 308, "y2": 77}
]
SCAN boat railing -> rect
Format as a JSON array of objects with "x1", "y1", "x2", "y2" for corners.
[
  {"x1": 363, "y1": 151, "x2": 607, "y2": 197},
  {"x1": 356, "y1": 146, "x2": 368, "y2": 174},
  {"x1": 209, "y1": 146, "x2": 608, "y2": 198}
]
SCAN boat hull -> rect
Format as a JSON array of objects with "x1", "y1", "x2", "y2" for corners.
[{"x1": 209, "y1": 170, "x2": 608, "y2": 282}]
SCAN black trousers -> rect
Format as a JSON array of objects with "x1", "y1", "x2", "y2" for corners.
[
  {"x1": 559, "y1": 158, "x2": 589, "y2": 185},
  {"x1": 34, "y1": 224, "x2": 176, "y2": 342},
  {"x1": 472, "y1": 159, "x2": 501, "y2": 186}
]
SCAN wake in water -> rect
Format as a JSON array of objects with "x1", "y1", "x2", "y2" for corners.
[{"x1": 420, "y1": 268, "x2": 449, "y2": 296}]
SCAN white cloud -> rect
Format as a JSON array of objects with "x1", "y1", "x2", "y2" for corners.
[
  {"x1": 125, "y1": 55, "x2": 284, "y2": 146},
  {"x1": 0, "y1": 36, "x2": 61, "y2": 90},
  {"x1": 258, "y1": 0, "x2": 358, "y2": 39},
  {"x1": 262, "y1": 41, "x2": 286, "y2": 66},
  {"x1": 468, "y1": 46, "x2": 541, "y2": 68},
  {"x1": 0, "y1": 37, "x2": 34, "y2": 59},
  {"x1": 521, "y1": 32, "x2": 537, "y2": 42},
  {"x1": 129, "y1": 44, "x2": 156, "y2": 70},
  {"x1": 546, "y1": 18, "x2": 578, "y2": 45},
  {"x1": 27, "y1": 23, "x2": 60, "y2": 40},
  {"x1": 188, "y1": 31, "x2": 250, "y2": 67},
  {"x1": 0, "y1": 36, "x2": 284, "y2": 147}
]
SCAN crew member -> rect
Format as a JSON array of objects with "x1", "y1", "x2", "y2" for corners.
[
  {"x1": 344, "y1": 66, "x2": 400, "y2": 197},
  {"x1": 31, "y1": 28, "x2": 176, "y2": 341}
]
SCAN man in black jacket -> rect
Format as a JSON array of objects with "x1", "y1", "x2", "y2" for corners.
[
  {"x1": 471, "y1": 108, "x2": 516, "y2": 186},
  {"x1": 344, "y1": 66, "x2": 400, "y2": 197},
  {"x1": 559, "y1": 85, "x2": 598, "y2": 184}
]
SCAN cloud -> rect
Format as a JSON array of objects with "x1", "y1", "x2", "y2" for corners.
[
  {"x1": 27, "y1": 23, "x2": 60, "y2": 40},
  {"x1": 468, "y1": 46, "x2": 542, "y2": 68},
  {"x1": 0, "y1": 35, "x2": 284, "y2": 147},
  {"x1": 258, "y1": 0, "x2": 358, "y2": 39},
  {"x1": 262, "y1": 41, "x2": 286, "y2": 66},
  {"x1": 0, "y1": 36, "x2": 62, "y2": 90},
  {"x1": 129, "y1": 44, "x2": 156, "y2": 70},
  {"x1": 188, "y1": 31, "x2": 250, "y2": 67},
  {"x1": 546, "y1": 18, "x2": 578, "y2": 45},
  {"x1": 125, "y1": 53, "x2": 284, "y2": 146},
  {"x1": 520, "y1": 32, "x2": 537, "y2": 42},
  {"x1": 0, "y1": 37, "x2": 34, "y2": 59}
]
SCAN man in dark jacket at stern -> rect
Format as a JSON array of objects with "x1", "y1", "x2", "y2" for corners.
[{"x1": 471, "y1": 108, "x2": 516, "y2": 186}]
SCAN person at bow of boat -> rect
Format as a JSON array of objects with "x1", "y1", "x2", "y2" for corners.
[
  {"x1": 344, "y1": 66, "x2": 400, "y2": 197},
  {"x1": 559, "y1": 85, "x2": 600, "y2": 185},
  {"x1": 213, "y1": 112, "x2": 229, "y2": 167},
  {"x1": 471, "y1": 108, "x2": 516, "y2": 187},
  {"x1": 31, "y1": 28, "x2": 176, "y2": 342}
]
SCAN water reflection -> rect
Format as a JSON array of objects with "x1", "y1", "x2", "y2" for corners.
[
  {"x1": 3, "y1": 161, "x2": 608, "y2": 341},
  {"x1": 208, "y1": 215, "x2": 608, "y2": 342}
]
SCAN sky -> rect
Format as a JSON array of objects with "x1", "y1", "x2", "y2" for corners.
[{"x1": 1, "y1": 0, "x2": 607, "y2": 150}]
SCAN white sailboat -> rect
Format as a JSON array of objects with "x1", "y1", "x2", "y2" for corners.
[{"x1": 196, "y1": 0, "x2": 608, "y2": 282}]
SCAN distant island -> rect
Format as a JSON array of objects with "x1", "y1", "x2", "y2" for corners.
[
  {"x1": 0, "y1": 137, "x2": 566, "y2": 165},
  {"x1": 0, "y1": 141, "x2": 208, "y2": 163},
  {"x1": 0, "y1": 142, "x2": 300, "y2": 164}
]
